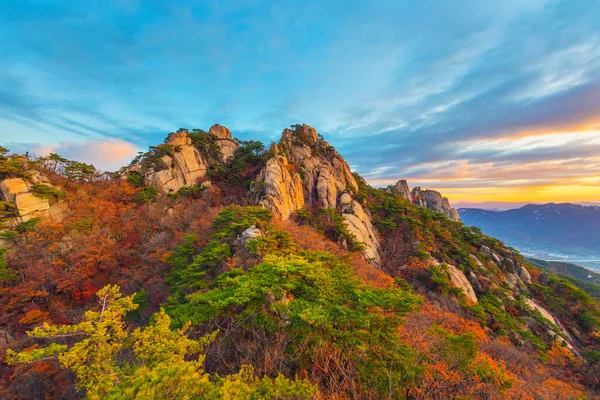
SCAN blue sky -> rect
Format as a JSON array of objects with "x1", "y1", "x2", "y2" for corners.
[{"x1": 1, "y1": 0, "x2": 600, "y2": 201}]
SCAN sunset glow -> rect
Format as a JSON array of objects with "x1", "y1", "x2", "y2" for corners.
[{"x1": 2, "y1": 0, "x2": 600, "y2": 204}]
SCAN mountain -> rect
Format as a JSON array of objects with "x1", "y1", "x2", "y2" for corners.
[
  {"x1": 454, "y1": 201, "x2": 600, "y2": 211},
  {"x1": 0, "y1": 126, "x2": 599, "y2": 399},
  {"x1": 459, "y1": 203, "x2": 600, "y2": 261},
  {"x1": 526, "y1": 258, "x2": 600, "y2": 300}
]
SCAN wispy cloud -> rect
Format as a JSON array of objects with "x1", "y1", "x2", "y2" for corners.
[{"x1": 0, "y1": 0, "x2": 599, "y2": 200}]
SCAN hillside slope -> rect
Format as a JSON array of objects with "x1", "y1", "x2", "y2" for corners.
[{"x1": 0, "y1": 127, "x2": 599, "y2": 399}]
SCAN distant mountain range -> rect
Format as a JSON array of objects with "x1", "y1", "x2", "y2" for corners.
[
  {"x1": 454, "y1": 201, "x2": 600, "y2": 211},
  {"x1": 459, "y1": 203, "x2": 600, "y2": 263}
]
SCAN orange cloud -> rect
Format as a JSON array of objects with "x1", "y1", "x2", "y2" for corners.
[{"x1": 33, "y1": 139, "x2": 139, "y2": 171}]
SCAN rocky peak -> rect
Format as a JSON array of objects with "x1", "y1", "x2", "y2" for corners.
[
  {"x1": 393, "y1": 180, "x2": 412, "y2": 201},
  {"x1": 254, "y1": 125, "x2": 380, "y2": 264},
  {"x1": 390, "y1": 179, "x2": 461, "y2": 221},
  {"x1": 209, "y1": 124, "x2": 238, "y2": 162},
  {"x1": 209, "y1": 124, "x2": 233, "y2": 140},
  {"x1": 126, "y1": 124, "x2": 238, "y2": 194},
  {"x1": 165, "y1": 131, "x2": 192, "y2": 147}
]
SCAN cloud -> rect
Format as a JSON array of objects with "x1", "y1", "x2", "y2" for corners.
[
  {"x1": 7, "y1": 139, "x2": 139, "y2": 172},
  {"x1": 1, "y1": 0, "x2": 600, "y2": 201}
]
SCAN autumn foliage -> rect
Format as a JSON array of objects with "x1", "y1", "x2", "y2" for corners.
[{"x1": 0, "y1": 156, "x2": 598, "y2": 399}]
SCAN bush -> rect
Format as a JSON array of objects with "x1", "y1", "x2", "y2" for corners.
[
  {"x1": 126, "y1": 171, "x2": 144, "y2": 187},
  {"x1": 167, "y1": 185, "x2": 206, "y2": 199},
  {"x1": 0, "y1": 201, "x2": 17, "y2": 218},
  {"x1": 17, "y1": 218, "x2": 41, "y2": 233},
  {"x1": 136, "y1": 186, "x2": 159, "y2": 203},
  {"x1": 31, "y1": 184, "x2": 66, "y2": 200},
  {"x1": 295, "y1": 207, "x2": 364, "y2": 252}
]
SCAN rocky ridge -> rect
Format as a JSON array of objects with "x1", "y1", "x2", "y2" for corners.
[
  {"x1": 126, "y1": 124, "x2": 239, "y2": 194},
  {"x1": 253, "y1": 125, "x2": 381, "y2": 264},
  {"x1": 390, "y1": 179, "x2": 460, "y2": 221}
]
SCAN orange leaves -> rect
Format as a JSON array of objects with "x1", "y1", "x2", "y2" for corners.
[
  {"x1": 282, "y1": 219, "x2": 394, "y2": 288},
  {"x1": 546, "y1": 342, "x2": 577, "y2": 368},
  {"x1": 406, "y1": 302, "x2": 489, "y2": 344},
  {"x1": 19, "y1": 310, "x2": 50, "y2": 325}
]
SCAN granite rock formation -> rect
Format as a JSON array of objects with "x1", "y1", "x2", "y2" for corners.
[
  {"x1": 253, "y1": 125, "x2": 380, "y2": 264},
  {"x1": 126, "y1": 124, "x2": 238, "y2": 194},
  {"x1": 412, "y1": 187, "x2": 461, "y2": 221},
  {"x1": 0, "y1": 160, "x2": 66, "y2": 223}
]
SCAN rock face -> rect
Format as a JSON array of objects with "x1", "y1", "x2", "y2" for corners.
[
  {"x1": 128, "y1": 125, "x2": 238, "y2": 194},
  {"x1": 393, "y1": 180, "x2": 412, "y2": 201},
  {"x1": 0, "y1": 173, "x2": 65, "y2": 223},
  {"x1": 390, "y1": 180, "x2": 460, "y2": 221},
  {"x1": 256, "y1": 151, "x2": 305, "y2": 220},
  {"x1": 239, "y1": 226, "x2": 262, "y2": 246},
  {"x1": 1, "y1": 178, "x2": 30, "y2": 202},
  {"x1": 411, "y1": 186, "x2": 460, "y2": 221},
  {"x1": 209, "y1": 124, "x2": 238, "y2": 163},
  {"x1": 253, "y1": 125, "x2": 380, "y2": 264}
]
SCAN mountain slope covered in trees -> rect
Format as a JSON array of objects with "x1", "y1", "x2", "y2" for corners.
[{"x1": 0, "y1": 126, "x2": 599, "y2": 399}]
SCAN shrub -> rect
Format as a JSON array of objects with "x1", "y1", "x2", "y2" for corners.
[
  {"x1": 31, "y1": 184, "x2": 66, "y2": 200},
  {"x1": 16, "y1": 218, "x2": 41, "y2": 233},
  {"x1": 136, "y1": 186, "x2": 159, "y2": 203},
  {"x1": 126, "y1": 171, "x2": 144, "y2": 187}
]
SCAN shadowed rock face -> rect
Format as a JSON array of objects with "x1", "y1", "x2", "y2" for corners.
[
  {"x1": 253, "y1": 125, "x2": 380, "y2": 265},
  {"x1": 394, "y1": 180, "x2": 412, "y2": 201},
  {"x1": 128, "y1": 124, "x2": 238, "y2": 194}
]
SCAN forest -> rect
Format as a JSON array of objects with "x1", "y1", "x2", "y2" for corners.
[{"x1": 0, "y1": 130, "x2": 598, "y2": 399}]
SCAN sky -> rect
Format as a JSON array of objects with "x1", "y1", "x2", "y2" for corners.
[{"x1": 1, "y1": 0, "x2": 599, "y2": 203}]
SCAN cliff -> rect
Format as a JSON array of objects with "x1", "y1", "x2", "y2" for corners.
[
  {"x1": 125, "y1": 124, "x2": 238, "y2": 194},
  {"x1": 253, "y1": 125, "x2": 380, "y2": 264},
  {"x1": 388, "y1": 179, "x2": 460, "y2": 221}
]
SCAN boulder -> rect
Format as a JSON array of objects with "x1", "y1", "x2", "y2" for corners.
[
  {"x1": 492, "y1": 252, "x2": 502, "y2": 264},
  {"x1": 342, "y1": 200, "x2": 381, "y2": 264},
  {"x1": 518, "y1": 264, "x2": 532, "y2": 284},
  {"x1": 240, "y1": 225, "x2": 262, "y2": 245},
  {"x1": 15, "y1": 193, "x2": 50, "y2": 221},
  {"x1": 525, "y1": 299, "x2": 558, "y2": 326},
  {"x1": 469, "y1": 254, "x2": 484, "y2": 268},
  {"x1": 1, "y1": 178, "x2": 30, "y2": 202},
  {"x1": 209, "y1": 124, "x2": 239, "y2": 163},
  {"x1": 506, "y1": 273, "x2": 524, "y2": 292},
  {"x1": 446, "y1": 264, "x2": 478, "y2": 303},
  {"x1": 209, "y1": 124, "x2": 233, "y2": 140},
  {"x1": 480, "y1": 245, "x2": 491, "y2": 255}
]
